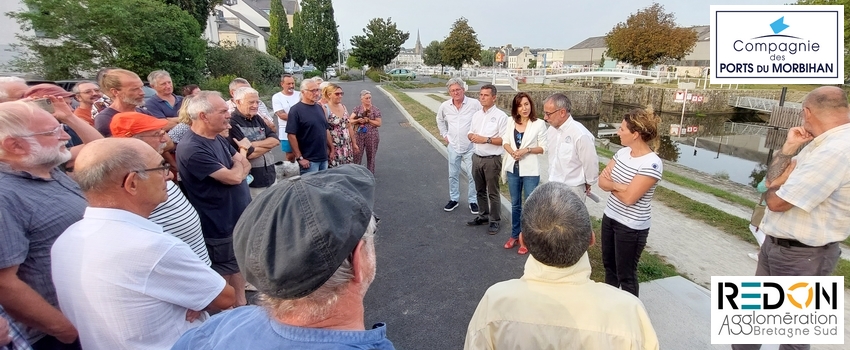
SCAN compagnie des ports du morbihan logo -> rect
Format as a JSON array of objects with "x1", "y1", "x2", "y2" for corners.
[
  {"x1": 710, "y1": 5, "x2": 844, "y2": 84},
  {"x1": 710, "y1": 276, "x2": 844, "y2": 345}
]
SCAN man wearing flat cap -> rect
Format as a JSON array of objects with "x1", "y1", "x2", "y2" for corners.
[{"x1": 173, "y1": 164, "x2": 395, "y2": 350}]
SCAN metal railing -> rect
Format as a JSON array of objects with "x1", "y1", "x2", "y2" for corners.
[
  {"x1": 723, "y1": 122, "x2": 770, "y2": 136},
  {"x1": 728, "y1": 96, "x2": 803, "y2": 113}
]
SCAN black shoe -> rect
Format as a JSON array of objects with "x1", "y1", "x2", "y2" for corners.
[
  {"x1": 469, "y1": 203, "x2": 480, "y2": 215},
  {"x1": 488, "y1": 221, "x2": 501, "y2": 235},
  {"x1": 444, "y1": 200, "x2": 459, "y2": 212},
  {"x1": 467, "y1": 216, "x2": 488, "y2": 226}
]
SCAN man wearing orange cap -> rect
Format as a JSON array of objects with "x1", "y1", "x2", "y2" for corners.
[{"x1": 111, "y1": 112, "x2": 211, "y2": 266}]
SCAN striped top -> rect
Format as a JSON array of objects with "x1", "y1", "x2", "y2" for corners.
[
  {"x1": 149, "y1": 181, "x2": 211, "y2": 265},
  {"x1": 603, "y1": 147, "x2": 663, "y2": 230}
]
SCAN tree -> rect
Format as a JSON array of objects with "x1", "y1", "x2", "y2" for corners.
[
  {"x1": 345, "y1": 55, "x2": 362, "y2": 69},
  {"x1": 267, "y1": 0, "x2": 291, "y2": 63},
  {"x1": 159, "y1": 0, "x2": 220, "y2": 32},
  {"x1": 441, "y1": 18, "x2": 481, "y2": 70},
  {"x1": 349, "y1": 18, "x2": 409, "y2": 70},
  {"x1": 299, "y1": 0, "x2": 339, "y2": 72},
  {"x1": 796, "y1": 0, "x2": 850, "y2": 80},
  {"x1": 289, "y1": 12, "x2": 306, "y2": 66},
  {"x1": 604, "y1": 3, "x2": 697, "y2": 70},
  {"x1": 527, "y1": 59, "x2": 537, "y2": 69},
  {"x1": 479, "y1": 49, "x2": 494, "y2": 67},
  {"x1": 423, "y1": 40, "x2": 443, "y2": 67},
  {"x1": 9, "y1": 0, "x2": 205, "y2": 85}
]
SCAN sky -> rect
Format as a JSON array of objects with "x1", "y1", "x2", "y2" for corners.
[{"x1": 331, "y1": 0, "x2": 792, "y2": 50}]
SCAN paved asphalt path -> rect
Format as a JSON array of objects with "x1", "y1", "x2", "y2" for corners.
[{"x1": 320, "y1": 81, "x2": 525, "y2": 349}]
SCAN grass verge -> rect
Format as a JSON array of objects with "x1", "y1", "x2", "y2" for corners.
[
  {"x1": 653, "y1": 186, "x2": 850, "y2": 288},
  {"x1": 385, "y1": 86, "x2": 680, "y2": 283},
  {"x1": 427, "y1": 94, "x2": 445, "y2": 102}
]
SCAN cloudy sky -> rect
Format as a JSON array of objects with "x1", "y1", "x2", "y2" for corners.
[{"x1": 332, "y1": 0, "x2": 792, "y2": 50}]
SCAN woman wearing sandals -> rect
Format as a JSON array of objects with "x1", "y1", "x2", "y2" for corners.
[
  {"x1": 598, "y1": 108, "x2": 663, "y2": 297},
  {"x1": 501, "y1": 92, "x2": 547, "y2": 255}
]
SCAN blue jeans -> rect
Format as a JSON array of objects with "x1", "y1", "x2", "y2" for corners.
[
  {"x1": 300, "y1": 160, "x2": 328, "y2": 175},
  {"x1": 447, "y1": 146, "x2": 476, "y2": 204},
  {"x1": 506, "y1": 170, "x2": 539, "y2": 239}
]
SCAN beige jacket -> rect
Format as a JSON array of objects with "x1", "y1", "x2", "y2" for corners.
[
  {"x1": 500, "y1": 118, "x2": 547, "y2": 182},
  {"x1": 464, "y1": 254, "x2": 659, "y2": 350}
]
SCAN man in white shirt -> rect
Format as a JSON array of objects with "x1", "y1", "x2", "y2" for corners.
[
  {"x1": 466, "y1": 84, "x2": 508, "y2": 234},
  {"x1": 465, "y1": 182, "x2": 659, "y2": 350},
  {"x1": 272, "y1": 74, "x2": 300, "y2": 161},
  {"x1": 51, "y1": 138, "x2": 235, "y2": 350},
  {"x1": 436, "y1": 77, "x2": 481, "y2": 214},
  {"x1": 543, "y1": 93, "x2": 599, "y2": 201}
]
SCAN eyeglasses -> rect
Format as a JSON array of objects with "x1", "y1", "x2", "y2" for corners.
[
  {"x1": 307, "y1": 88, "x2": 320, "y2": 93},
  {"x1": 121, "y1": 161, "x2": 171, "y2": 188},
  {"x1": 80, "y1": 89, "x2": 101, "y2": 94},
  {"x1": 543, "y1": 108, "x2": 564, "y2": 117},
  {"x1": 19, "y1": 125, "x2": 66, "y2": 139},
  {"x1": 334, "y1": 92, "x2": 344, "y2": 96},
  {"x1": 134, "y1": 130, "x2": 167, "y2": 139}
]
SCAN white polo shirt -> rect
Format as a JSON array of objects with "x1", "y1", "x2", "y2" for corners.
[
  {"x1": 546, "y1": 117, "x2": 599, "y2": 187},
  {"x1": 469, "y1": 105, "x2": 508, "y2": 156},
  {"x1": 51, "y1": 208, "x2": 226, "y2": 350},
  {"x1": 436, "y1": 96, "x2": 482, "y2": 153}
]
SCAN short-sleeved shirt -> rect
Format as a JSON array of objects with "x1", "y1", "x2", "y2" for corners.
[
  {"x1": 148, "y1": 181, "x2": 210, "y2": 265},
  {"x1": 144, "y1": 94, "x2": 184, "y2": 119},
  {"x1": 285, "y1": 101, "x2": 330, "y2": 162},
  {"x1": 176, "y1": 131, "x2": 251, "y2": 240},
  {"x1": 229, "y1": 110, "x2": 278, "y2": 188},
  {"x1": 51, "y1": 207, "x2": 225, "y2": 350},
  {"x1": 762, "y1": 123, "x2": 850, "y2": 246},
  {"x1": 172, "y1": 306, "x2": 396, "y2": 350},
  {"x1": 94, "y1": 107, "x2": 151, "y2": 137},
  {"x1": 603, "y1": 147, "x2": 663, "y2": 230},
  {"x1": 468, "y1": 106, "x2": 508, "y2": 156},
  {"x1": 272, "y1": 91, "x2": 301, "y2": 136},
  {"x1": 0, "y1": 163, "x2": 87, "y2": 344}
]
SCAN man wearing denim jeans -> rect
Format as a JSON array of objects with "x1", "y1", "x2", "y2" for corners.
[
  {"x1": 286, "y1": 79, "x2": 334, "y2": 174},
  {"x1": 436, "y1": 78, "x2": 481, "y2": 213}
]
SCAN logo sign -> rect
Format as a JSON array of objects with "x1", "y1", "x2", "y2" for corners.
[
  {"x1": 710, "y1": 5, "x2": 844, "y2": 84},
  {"x1": 711, "y1": 276, "x2": 844, "y2": 344}
]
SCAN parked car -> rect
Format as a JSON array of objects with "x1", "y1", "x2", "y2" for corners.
[
  {"x1": 302, "y1": 65, "x2": 317, "y2": 72},
  {"x1": 387, "y1": 68, "x2": 416, "y2": 80},
  {"x1": 326, "y1": 67, "x2": 337, "y2": 78}
]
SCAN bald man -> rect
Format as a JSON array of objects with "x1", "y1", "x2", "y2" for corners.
[
  {"x1": 51, "y1": 138, "x2": 235, "y2": 350},
  {"x1": 733, "y1": 86, "x2": 850, "y2": 350}
]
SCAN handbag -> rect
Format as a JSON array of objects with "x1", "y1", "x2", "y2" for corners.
[{"x1": 750, "y1": 194, "x2": 767, "y2": 227}]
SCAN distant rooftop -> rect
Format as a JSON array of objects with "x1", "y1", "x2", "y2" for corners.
[{"x1": 569, "y1": 25, "x2": 710, "y2": 50}]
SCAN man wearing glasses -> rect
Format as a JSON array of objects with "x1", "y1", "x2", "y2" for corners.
[
  {"x1": 0, "y1": 100, "x2": 84, "y2": 349},
  {"x1": 286, "y1": 79, "x2": 334, "y2": 174},
  {"x1": 543, "y1": 93, "x2": 599, "y2": 201},
  {"x1": 51, "y1": 138, "x2": 235, "y2": 350},
  {"x1": 71, "y1": 81, "x2": 104, "y2": 126}
]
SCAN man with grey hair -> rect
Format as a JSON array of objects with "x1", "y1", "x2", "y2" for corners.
[
  {"x1": 286, "y1": 79, "x2": 333, "y2": 174},
  {"x1": 51, "y1": 138, "x2": 235, "y2": 350},
  {"x1": 173, "y1": 165, "x2": 395, "y2": 350},
  {"x1": 226, "y1": 77, "x2": 276, "y2": 133},
  {"x1": 72, "y1": 80, "x2": 103, "y2": 126},
  {"x1": 177, "y1": 91, "x2": 252, "y2": 308},
  {"x1": 543, "y1": 93, "x2": 599, "y2": 201},
  {"x1": 0, "y1": 77, "x2": 27, "y2": 103},
  {"x1": 228, "y1": 86, "x2": 280, "y2": 198},
  {"x1": 144, "y1": 70, "x2": 183, "y2": 129},
  {"x1": 0, "y1": 100, "x2": 82, "y2": 348},
  {"x1": 465, "y1": 182, "x2": 658, "y2": 350},
  {"x1": 436, "y1": 77, "x2": 481, "y2": 213}
]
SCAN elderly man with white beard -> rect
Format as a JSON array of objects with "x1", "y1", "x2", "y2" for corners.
[{"x1": 0, "y1": 100, "x2": 84, "y2": 349}]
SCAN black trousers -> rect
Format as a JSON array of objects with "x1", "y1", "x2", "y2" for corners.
[
  {"x1": 472, "y1": 154, "x2": 502, "y2": 222},
  {"x1": 601, "y1": 214, "x2": 649, "y2": 297}
]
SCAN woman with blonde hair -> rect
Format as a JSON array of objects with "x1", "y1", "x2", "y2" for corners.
[
  {"x1": 598, "y1": 107, "x2": 663, "y2": 297},
  {"x1": 501, "y1": 92, "x2": 547, "y2": 255},
  {"x1": 322, "y1": 83, "x2": 356, "y2": 167}
]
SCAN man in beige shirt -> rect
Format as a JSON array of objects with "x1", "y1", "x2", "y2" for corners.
[{"x1": 465, "y1": 182, "x2": 658, "y2": 350}]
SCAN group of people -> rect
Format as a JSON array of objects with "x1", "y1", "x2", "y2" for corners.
[{"x1": 436, "y1": 78, "x2": 663, "y2": 297}]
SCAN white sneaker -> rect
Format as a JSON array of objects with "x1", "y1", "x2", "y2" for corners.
[
  {"x1": 245, "y1": 282, "x2": 258, "y2": 291},
  {"x1": 747, "y1": 252, "x2": 759, "y2": 261}
]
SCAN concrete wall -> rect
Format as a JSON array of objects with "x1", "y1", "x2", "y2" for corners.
[{"x1": 465, "y1": 88, "x2": 603, "y2": 135}]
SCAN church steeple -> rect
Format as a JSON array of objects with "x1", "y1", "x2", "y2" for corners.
[{"x1": 414, "y1": 29, "x2": 423, "y2": 56}]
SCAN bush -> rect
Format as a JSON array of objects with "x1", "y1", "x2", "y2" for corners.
[
  {"x1": 303, "y1": 70, "x2": 323, "y2": 79},
  {"x1": 205, "y1": 44, "x2": 283, "y2": 86},
  {"x1": 339, "y1": 74, "x2": 351, "y2": 81},
  {"x1": 366, "y1": 68, "x2": 388, "y2": 82},
  {"x1": 199, "y1": 75, "x2": 236, "y2": 96}
]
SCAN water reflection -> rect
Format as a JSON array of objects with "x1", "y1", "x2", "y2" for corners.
[{"x1": 674, "y1": 143, "x2": 762, "y2": 186}]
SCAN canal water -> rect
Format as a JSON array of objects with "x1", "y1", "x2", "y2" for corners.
[{"x1": 600, "y1": 103, "x2": 764, "y2": 187}]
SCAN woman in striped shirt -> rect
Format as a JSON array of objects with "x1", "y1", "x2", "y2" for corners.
[{"x1": 598, "y1": 108, "x2": 663, "y2": 297}]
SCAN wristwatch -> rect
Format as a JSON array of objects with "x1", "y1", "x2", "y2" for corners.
[
  {"x1": 486, "y1": 137, "x2": 491, "y2": 144},
  {"x1": 296, "y1": 156, "x2": 304, "y2": 161}
]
